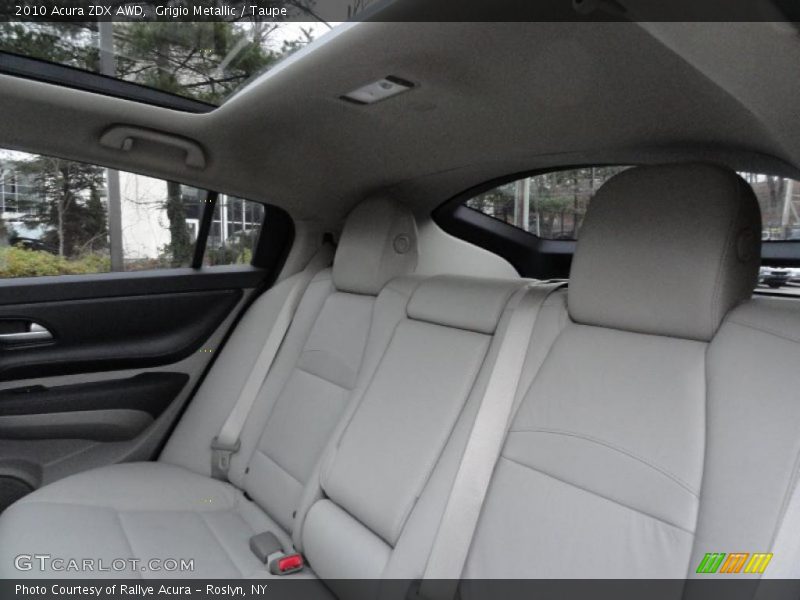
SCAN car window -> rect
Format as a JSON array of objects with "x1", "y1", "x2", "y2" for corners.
[
  {"x1": 0, "y1": 148, "x2": 264, "y2": 278},
  {"x1": 464, "y1": 167, "x2": 800, "y2": 243},
  {"x1": 0, "y1": 22, "x2": 337, "y2": 107},
  {"x1": 204, "y1": 195, "x2": 265, "y2": 267},
  {"x1": 464, "y1": 167, "x2": 631, "y2": 240}
]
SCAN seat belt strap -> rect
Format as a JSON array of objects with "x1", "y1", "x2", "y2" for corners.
[
  {"x1": 418, "y1": 281, "x2": 565, "y2": 600},
  {"x1": 210, "y1": 244, "x2": 334, "y2": 481}
]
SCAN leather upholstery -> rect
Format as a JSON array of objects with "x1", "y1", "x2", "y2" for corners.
[
  {"x1": 0, "y1": 462, "x2": 300, "y2": 579},
  {"x1": 688, "y1": 296, "x2": 800, "y2": 580},
  {"x1": 0, "y1": 197, "x2": 421, "y2": 580},
  {"x1": 332, "y1": 197, "x2": 419, "y2": 296},
  {"x1": 406, "y1": 275, "x2": 522, "y2": 334},
  {"x1": 569, "y1": 164, "x2": 761, "y2": 341},
  {"x1": 464, "y1": 323, "x2": 706, "y2": 578},
  {"x1": 303, "y1": 280, "x2": 528, "y2": 593}
]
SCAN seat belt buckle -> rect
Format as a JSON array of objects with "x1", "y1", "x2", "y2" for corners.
[
  {"x1": 210, "y1": 437, "x2": 241, "y2": 478},
  {"x1": 249, "y1": 531, "x2": 304, "y2": 576},
  {"x1": 268, "y1": 552, "x2": 304, "y2": 576}
]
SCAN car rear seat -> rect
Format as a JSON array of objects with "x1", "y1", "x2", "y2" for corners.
[
  {"x1": 0, "y1": 196, "x2": 422, "y2": 579},
  {"x1": 687, "y1": 295, "x2": 800, "y2": 581},
  {"x1": 440, "y1": 164, "x2": 800, "y2": 582},
  {"x1": 344, "y1": 163, "x2": 790, "y2": 591},
  {"x1": 2, "y1": 163, "x2": 800, "y2": 588},
  {"x1": 405, "y1": 165, "x2": 800, "y2": 587},
  {"x1": 162, "y1": 196, "x2": 419, "y2": 538},
  {"x1": 298, "y1": 275, "x2": 527, "y2": 596}
]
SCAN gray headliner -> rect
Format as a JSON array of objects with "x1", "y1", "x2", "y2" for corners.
[{"x1": 1, "y1": 19, "x2": 799, "y2": 230}]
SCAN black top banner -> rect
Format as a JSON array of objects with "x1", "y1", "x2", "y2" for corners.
[{"x1": 0, "y1": 0, "x2": 799, "y2": 23}]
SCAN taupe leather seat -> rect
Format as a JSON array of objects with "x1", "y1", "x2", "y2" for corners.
[
  {"x1": 461, "y1": 164, "x2": 768, "y2": 578},
  {"x1": 463, "y1": 165, "x2": 800, "y2": 581},
  {"x1": 0, "y1": 196, "x2": 422, "y2": 579}
]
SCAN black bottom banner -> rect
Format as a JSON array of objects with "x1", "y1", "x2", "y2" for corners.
[{"x1": 4, "y1": 579, "x2": 800, "y2": 600}]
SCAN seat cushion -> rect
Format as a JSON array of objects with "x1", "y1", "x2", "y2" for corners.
[{"x1": 0, "y1": 462, "x2": 311, "y2": 579}]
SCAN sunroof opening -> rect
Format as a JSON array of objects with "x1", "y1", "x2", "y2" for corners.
[{"x1": 0, "y1": 21, "x2": 339, "y2": 107}]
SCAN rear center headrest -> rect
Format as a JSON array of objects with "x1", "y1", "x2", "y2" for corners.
[
  {"x1": 407, "y1": 275, "x2": 524, "y2": 335},
  {"x1": 568, "y1": 164, "x2": 761, "y2": 341},
  {"x1": 333, "y1": 197, "x2": 419, "y2": 295}
]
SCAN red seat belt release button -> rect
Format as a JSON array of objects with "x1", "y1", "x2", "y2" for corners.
[{"x1": 269, "y1": 553, "x2": 304, "y2": 575}]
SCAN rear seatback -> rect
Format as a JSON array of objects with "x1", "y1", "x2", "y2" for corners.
[
  {"x1": 689, "y1": 296, "x2": 800, "y2": 580},
  {"x1": 0, "y1": 196, "x2": 424, "y2": 579},
  {"x1": 382, "y1": 287, "x2": 571, "y2": 584},
  {"x1": 162, "y1": 196, "x2": 420, "y2": 536},
  {"x1": 459, "y1": 164, "x2": 767, "y2": 578},
  {"x1": 299, "y1": 276, "x2": 526, "y2": 591}
]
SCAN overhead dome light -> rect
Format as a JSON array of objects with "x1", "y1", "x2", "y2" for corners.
[{"x1": 342, "y1": 76, "x2": 414, "y2": 104}]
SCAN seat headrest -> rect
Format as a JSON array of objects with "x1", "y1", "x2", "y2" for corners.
[
  {"x1": 332, "y1": 197, "x2": 419, "y2": 295},
  {"x1": 568, "y1": 164, "x2": 761, "y2": 341},
  {"x1": 407, "y1": 275, "x2": 523, "y2": 335}
]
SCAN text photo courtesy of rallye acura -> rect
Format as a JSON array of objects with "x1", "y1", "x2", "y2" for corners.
[{"x1": 15, "y1": 585, "x2": 263, "y2": 597}]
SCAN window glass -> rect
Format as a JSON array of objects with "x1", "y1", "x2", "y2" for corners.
[
  {"x1": 204, "y1": 196, "x2": 265, "y2": 267},
  {"x1": 0, "y1": 22, "x2": 338, "y2": 106},
  {"x1": 743, "y1": 173, "x2": 800, "y2": 242},
  {"x1": 0, "y1": 149, "x2": 264, "y2": 278},
  {"x1": 465, "y1": 167, "x2": 630, "y2": 240}
]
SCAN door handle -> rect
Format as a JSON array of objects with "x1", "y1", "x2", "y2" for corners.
[{"x1": 0, "y1": 323, "x2": 53, "y2": 345}]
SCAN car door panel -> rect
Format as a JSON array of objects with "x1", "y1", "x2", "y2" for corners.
[
  {"x1": 0, "y1": 371, "x2": 189, "y2": 441},
  {"x1": 0, "y1": 289, "x2": 240, "y2": 380},
  {"x1": 0, "y1": 266, "x2": 269, "y2": 510}
]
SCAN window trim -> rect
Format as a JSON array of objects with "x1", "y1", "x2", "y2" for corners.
[
  {"x1": 191, "y1": 191, "x2": 218, "y2": 268},
  {"x1": 251, "y1": 204, "x2": 294, "y2": 273}
]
